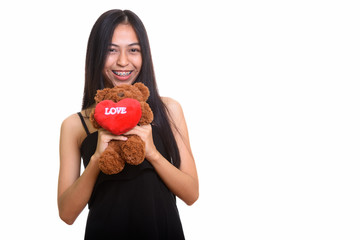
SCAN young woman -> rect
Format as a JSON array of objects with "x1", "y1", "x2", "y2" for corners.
[{"x1": 57, "y1": 9, "x2": 199, "y2": 239}]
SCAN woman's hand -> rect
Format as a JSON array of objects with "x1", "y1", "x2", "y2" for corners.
[{"x1": 124, "y1": 125, "x2": 160, "y2": 161}]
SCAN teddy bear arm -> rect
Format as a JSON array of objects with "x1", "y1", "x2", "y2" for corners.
[
  {"x1": 89, "y1": 109, "x2": 102, "y2": 129},
  {"x1": 139, "y1": 102, "x2": 154, "y2": 125}
]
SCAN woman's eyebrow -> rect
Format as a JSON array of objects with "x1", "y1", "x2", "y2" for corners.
[{"x1": 109, "y1": 43, "x2": 140, "y2": 47}]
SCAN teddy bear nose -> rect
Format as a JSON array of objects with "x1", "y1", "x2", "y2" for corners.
[{"x1": 117, "y1": 92, "x2": 124, "y2": 97}]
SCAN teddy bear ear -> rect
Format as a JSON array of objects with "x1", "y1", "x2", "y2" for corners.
[
  {"x1": 134, "y1": 82, "x2": 150, "y2": 101},
  {"x1": 94, "y1": 88, "x2": 110, "y2": 103}
]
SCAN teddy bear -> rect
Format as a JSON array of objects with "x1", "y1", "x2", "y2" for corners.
[{"x1": 89, "y1": 82, "x2": 153, "y2": 175}]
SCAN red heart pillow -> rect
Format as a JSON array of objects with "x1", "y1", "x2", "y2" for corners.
[{"x1": 94, "y1": 98, "x2": 142, "y2": 135}]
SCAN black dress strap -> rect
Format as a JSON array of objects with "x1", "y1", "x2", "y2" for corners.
[{"x1": 77, "y1": 112, "x2": 91, "y2": 136}]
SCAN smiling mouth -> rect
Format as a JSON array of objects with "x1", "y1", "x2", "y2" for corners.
[{"x1": 113, "y1": 70, "x2": 132, "y2": 76}]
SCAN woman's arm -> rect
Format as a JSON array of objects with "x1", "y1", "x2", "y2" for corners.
[
  {"x1": 57, "y1": 114, "x2": 99, "y2": 225},
  {"x1": 125, "y1": 97, "x2": 199, "y2": 205},
  {"x1": 57, "y1": 114, "x2": 126, "y2": 225}
]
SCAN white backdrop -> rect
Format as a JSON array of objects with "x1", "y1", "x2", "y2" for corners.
[{"x1": 0, "y1": 0, "x2": 359, "y2": 239}]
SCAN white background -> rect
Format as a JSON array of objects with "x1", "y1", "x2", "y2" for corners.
[{"x1": 0, "y1": 0, "x2": 359, "y2": 239}]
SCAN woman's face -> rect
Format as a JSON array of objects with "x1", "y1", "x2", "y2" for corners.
[{"x1": 103, "y1": 24, "x2": 142, "y2": 87}]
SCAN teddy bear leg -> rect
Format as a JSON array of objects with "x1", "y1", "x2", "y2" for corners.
[
  {"x1": 98, "y1": 142, "x2": 125, "y2": 175},
  {"x1": 120, "y1": 135, "x2": 146, "y2": 165}
]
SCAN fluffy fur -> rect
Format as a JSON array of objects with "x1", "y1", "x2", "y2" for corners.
[{"x1": 90, "y1": 83, "x2": 154, "y2": 175}]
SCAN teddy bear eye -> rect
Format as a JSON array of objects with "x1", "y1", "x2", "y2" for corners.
[{"x1": 117, "y1": 92, "x2": 124, "y2": 97}]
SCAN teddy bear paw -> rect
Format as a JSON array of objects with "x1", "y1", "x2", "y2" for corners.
[
  {"x1": 98, "y1": 151, "x2": 125, "y2": 175},
  {"x1": 120, "y1": 135, "x2": 146, "y2": 165}
]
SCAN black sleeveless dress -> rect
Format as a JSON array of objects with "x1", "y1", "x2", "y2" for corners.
[{"x1": 77, "y1": 113, "x2": 185, "y2": 240}]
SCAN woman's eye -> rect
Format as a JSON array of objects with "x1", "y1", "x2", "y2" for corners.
[
  {"x1": 109, "y1": 48, "x2": 117, "y2": 53},
  {"x1": 130, "y1": 48, "x2": 140, "y2": 53}
]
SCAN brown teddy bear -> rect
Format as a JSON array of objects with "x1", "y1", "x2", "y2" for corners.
[{"x1": 89, "y1": 82, "x2": 153, "y2": 175}]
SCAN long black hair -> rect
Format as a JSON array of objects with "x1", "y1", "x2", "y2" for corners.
[{"x1": 82, "y1": 9, "x2": 180, "y2": 168}]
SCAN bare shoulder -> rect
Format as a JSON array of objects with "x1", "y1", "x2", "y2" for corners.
[
  {"x1": 161, "y1": 97, "x2": 184, "y2": 118},
  {"x1": 61, "y1": 113, "x2": 81, "y2": 130},
  {"x1": 161, "y1": 97, "x2": 188, "y2": 134},
  {"x1": 60, "y1": 113, "x2": 85, "y2": 147}
]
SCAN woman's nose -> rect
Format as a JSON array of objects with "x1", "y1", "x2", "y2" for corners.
[{"x1": 117, "y1": 51, "x2": 129, "y2": 66}]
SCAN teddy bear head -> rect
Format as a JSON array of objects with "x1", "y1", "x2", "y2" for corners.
[{"x1": 94, "y1": 82, "x2": 150, "y2": 104}]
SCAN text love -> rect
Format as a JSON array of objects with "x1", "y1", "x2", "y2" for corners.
[{"x1": 105, "y1": 107, "x2": 127, "y2": 115}]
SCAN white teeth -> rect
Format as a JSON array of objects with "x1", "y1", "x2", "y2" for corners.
[{"x1": 114, "y1": 71, "x2": 131, "y2": 76}]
